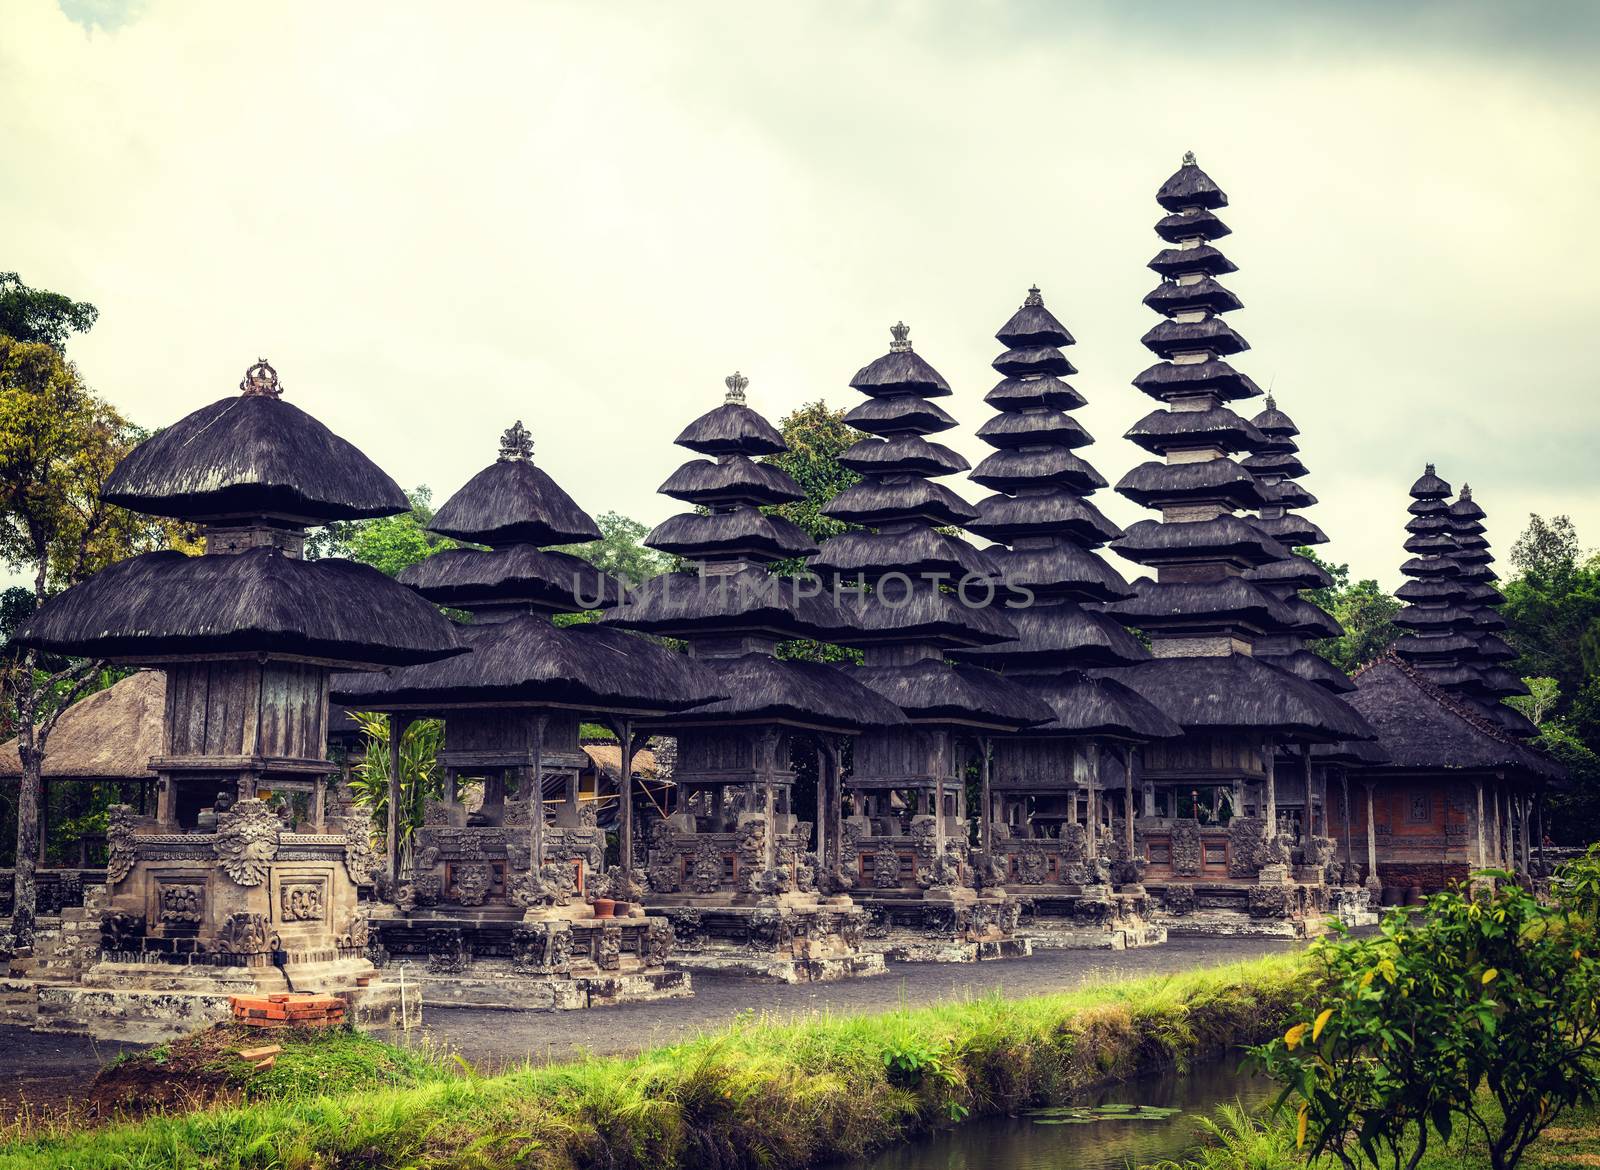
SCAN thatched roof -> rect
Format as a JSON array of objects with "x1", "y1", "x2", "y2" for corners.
[
  {"x1": 428, "y1": 458, "x2": 601, "y2": 547},
  {"x1": 969, "y1": 490, "x2": 1121, "y2": 545},
  {"x1": 970, "y1": 448, "x2": 1107, "y2": 494},
  {"x1": 399, "y1": 545, "x2": 619, "y2": 612},
  {"x1": 102, "y1": 392, "x2": 409, "y2": 525},
  {"x1": 809, "y1": 529, "x2": 998, "y2": 583},
  {"x1": 1156, "y1": 155, "x2": 1229, "y2": 211},
  {"x1": 849, "y1": 341, "x2": 952, "y2": 398},
  {"x1": 672, "y1": 401, "x2": 787, "y2": 457},
  {"x1": 582, "y1": 743, "x2": 660, "y2": 782},
  {"x1": 840, "y1": 435, "x2": 969, "y2": 477},
  {"x1": 1154, "y1": 208, "x2": 1231, "y2": 243},
  {"x1": 983, "y1": 543, "x2": 1136, "y2": 604},
  {"x1": 1346, "y1": 655, "x2": 1560, "y2": 779},
  {"x1": 1124, "y1": 406, "x2": 1263, "y2": 454},
  {"x1": 659, "y1": 457, "x2": 804, "y2": 507},
  {"x1": 1097, "y1": 655, "x2": 1376, "y2": 742},
  {"x1": 991, "y1": 345, "x2": 1076, "y2": 378},
  {"x1": 1141, "y1": 317, "x2": 1249, "y2": 360},
  {"x1": 17, "y1": 548, "x2": 465, "y2": 667},
  {"x1": 600, "y1": 565, "x2": 855, "y2": 642},
  {"x1": 1115, "y1": 516, "x2": 1286, "y2": 569},
  {"x1": 953, "y1": 602, "x2": 1148, "y2": 671},
  {"x1": 0, "y1": 671, "x2": 163, "y2": 780},
  {"x1": 1142, "y1": 276, "x2": 1243, "y2": 316},
  {"x1": 977, "y1": 409, "x2": 1093, "y2": 451},
  {"x1": 1131, "y1": 358, "x2": 1260, "y2": 403},
  {"x1": 1260, "y1": 649, "x2": 1355, "y2": 695},
  {"x1": 847, "y1": 660, "x2": 1055, "y2": 731},
  {"x1": 823, "y1": 478, "x2": 978, "y2": 529},
  {"x1": 646, "y1": 508, "x2": 817, "y2": 561},
  {"x1": 1107, "y1": 578, "x2": 1299, "y2": 635},
  {"x1": 1148, "y1": 242, "x2": 1237, "y2": 277},
  {"x1": 994, "y1": 295, "x2": 1074, "y2": 348},
  {"x1": 985, "y1": 375, "x2": 1086, "y2": 412},
  {"x1": 843, "y1": 393, "x2": 958, "y2": 437},
  {"x1": 331, "y1": 613, "x2": 721, "y2": 716},
  {"x1": 649, "y1": 654, "x2": 908, "y2": 733},
  {"x1": 1011, "y1": 672, "x2": 1182, "y2": 741},
  {"x1": 1116, "y1": 459, "x2": 1264, "y2": 509}
]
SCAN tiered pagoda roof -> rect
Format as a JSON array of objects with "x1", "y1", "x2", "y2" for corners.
[
  {"x1": 1391, "y1": 465, "x2": 1485, "y2": 696},
  {"x1": 333, "y1": 421, "x2": 717, "y2": 714},
  {"x1": 1240, "y1": 395, "x2": 1351, "y2": 694},
  {"x1": 811, "y1": 326, "x2": 1053, "y2": 732},
  {"x1": 1100, "y1": 156, "x2": 1372, "y2": 744},
  {"x1": 953, "y1": 287, "x2": 1177, "y2": 742},
  {"x1": 600, "y1": 373, "x2": 905, "y2": 733},
  {"x1": 20, "y1": 360, "x2": 463, "y2": 670}
]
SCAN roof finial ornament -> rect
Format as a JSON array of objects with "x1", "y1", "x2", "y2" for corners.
[
  {"x1": 498, "y1": 420, "x2": 534, "y2": 462},
  {"x1": 240, "y1": 358, "x2": 282, "y2": 399},
  {"x1": 1023, "y1": 285, "x2": 1043, "y2": 308},
  {"x1": 724, "y1": 371, "x2": 749, "y2": 405},
  {"x1": 1265, "y1": 392, "x2": 1276, "y2": 411},
  {"x1": 1460, "y1": 483, "x2": 1472, "y2": 500},
  {"x1": 1183, "y1": 149, "x2": 1197, "y2": 167},
  {"x1": 889, "y1": 321, "x2": 912, "y2": 353},
  {"x1": 1425, "y1": 462, "x2": 1436, "y2": 477}
]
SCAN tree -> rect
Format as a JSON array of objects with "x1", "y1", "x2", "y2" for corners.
[
  {"x1": 1301, "y1": 549, "x2": 1402, "y2": 674},
  {"x1": 0, "y1": 273, "x2": 97, "y2": 350},
  {"x1": 1507, "y1": 676, "x2": 1560, "y2": 728},
  {"x1": 761, "y1": 401, "x2": 863, "y2": 546},
  {"x1": 1510, "y1": 513, "x2": 1581, "y2": 589},
  {"x1": 0, "y1": 336, "x2": 188, "y2": 946},
  {"x1": 569, "y1": 511, "x2": 673, "y2": 586},
  {"x1": 346, "y1": 711, "x2": 444, "y2": 863},
  {"x1": 305, "y1": 486, "x2": 453, "y2": 577}
]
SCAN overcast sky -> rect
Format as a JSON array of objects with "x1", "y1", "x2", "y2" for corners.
[{"x1": 5, "y1": 0, "x2": 1598, "y2": 590}]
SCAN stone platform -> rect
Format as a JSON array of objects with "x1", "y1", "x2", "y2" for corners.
[
  {"x1": 1016, "y1": 890, "x2": 1168, "y2": 951},
  {"x1": 856, "y1": 889, "x2": 1032, "y2": 963},
  {"x1": 652, "y1": 898, "x2": 887, "y2": 984}
]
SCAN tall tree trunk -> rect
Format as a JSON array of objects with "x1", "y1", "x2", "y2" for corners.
[{"x1": 11, "y1": 650, "x2": 43, "y2": 950}]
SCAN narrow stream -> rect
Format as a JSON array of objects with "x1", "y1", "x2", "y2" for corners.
[{"x1": 837, "y1": 1059, "x2": 1274, "y2": 1170}]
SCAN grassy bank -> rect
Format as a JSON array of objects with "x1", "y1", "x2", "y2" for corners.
[{"x1": 0, "y1": 952, "x2": 1307, "y2": 1170}]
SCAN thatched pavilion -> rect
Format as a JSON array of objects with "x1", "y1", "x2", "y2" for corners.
[
  {"x1": 13, "y1": 359, "x2": 464, "y2": 1038},
  {"x1": 953, "y1": 287, "x2": 1179, "y2": 949},
  {"x1": 1101, "y1": 156, "x2": 1374, "y2": 935},
  {"x1": 600, "y1": 372, "x2": 902, "y2": 981},
  {"x1": 332, "y1": 421, "x2": 718, "y2": 1009},
  {"x1": 809, "y1": 324, "x2": 1053, "y2": 962}
]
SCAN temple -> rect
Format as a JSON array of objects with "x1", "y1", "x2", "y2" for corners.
[
  {"x1": 1103, "y1": 155, "x2": 1375, "y2": 935},
  {"x1": 598, "y1": 373, "x2": 907, "y2": 979},
  {"x1": 10, "y1": 359, "x2": 465, "y2": 1037},
  {"x1": 955, "y1": 287, "x2": 1180, "y2": 948},
  {"x1": 806, "y1": 324, "x2": 1053, "y2": 960},
  {"x1": 330, "y1": 421, "x2": 718, "y2": 1008}
]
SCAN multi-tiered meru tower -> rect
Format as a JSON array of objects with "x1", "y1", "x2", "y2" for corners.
[
  {"x1": 601, "y1": 372, "x2": 902, "y2": 981},
  {"x1": 16, "y1": 360, "x2": 465, "y2": 1037},
  {"x1": 333, "y1": 421, "x2": 718, "y2": 1009},
  {"x1": 954, "y1": 287, "x2": 1179, "y2": 949},
  {"x1": 811, "y1": 324, "x2": 1053, "y2": 961},
  {"x1": 1104, "y1": 155, "x2": 1372, "y2": 934}
]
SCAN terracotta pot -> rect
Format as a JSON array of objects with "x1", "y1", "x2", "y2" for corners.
[{"x1": 592, "y1": 897, "x2": 616, "y2": 919}]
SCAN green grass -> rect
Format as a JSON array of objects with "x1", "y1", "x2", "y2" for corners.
[{"x1": 0, "y1": 953, "x2": 1310, "y2": 1170}]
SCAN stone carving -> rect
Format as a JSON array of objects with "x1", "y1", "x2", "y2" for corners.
[
  {"x1": 101, "y1": 909, "x2": 146, "y2": 952},
  {"x1": 511, "y1": 922, "x2": 548, "y2": 973},
  {"x1": 105, "y1": 804, "x2": 138, "y2": 885},
  {"x1": 597, "y1": 924, "x2": 623, "y2": 970},
  {"x1": 645, "y1": 859, "x2": 681, "y2": 894},
  {"x1": 451, "y1": 862, "x2": 493, "y2": 906},
  {"x1": 158, "y1": 883, "x2": 204, "y2": 928},
  {"x1": 1226, "y1": 816, "x2": 1268, "y2": 878},
  {"x1": 216, "y1": 912, "x2": 274, "y2": 955},
  {"x1": 427, "y1": 927, "x2": 470, "y2": 974},
  {"x1": 688, "y1": 841, "x2": 725, "y2": 894},
  {"x1": 871, "y1": 845, "x2": 902, "y2": 889},
  {"x1": 215, "y1": 800, "x2": 280, "y2": 887},
  {"x1": 644, "y1": 920, "x2": 671, "y2": 965},
  {"x1": 280, "y1": 881, "x2": 325, "y2": 922},
  {"x1": 1248, "y1": 883, "x2": 1293, "y2": 919},
  {"x1": 1162, "y1": 883, "x2": 1196, "y2": 916},
  {"x1": 1168, "y1": 821, "x2": 1203, "y2": 877},
  {"x1": 422, "y1": 799, "x2": 451, "y2": 826}
]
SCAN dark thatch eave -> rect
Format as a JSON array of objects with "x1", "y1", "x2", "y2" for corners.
[
  {"x1": 807, "y1": 528, "x2": 998, "y2": 582},
  {"x1": 598, "y1": 565, "x2": 855, "y2": 642},
  {"x1": 1392, "y1": 631, "x2": 1481, "y2": 658},
  {"x1": 1141, "y1": 318, "x2": 1249, "y2": 360},
  {"x1": 1409, "y1": 468, "x2": 1452, "y2": 499},
  {"x1": 1156, "y1": 159, "x2": 1229, "y2": 211},
  {"x1": 1106, "y1": 578, "x2": 1300, "y2": 635},
  {"x1": 1132, "y1": 359, "x2": 1261, "y2": 403},
  {"x1": 646, "y1": 654, "x2": 906, "y2": 732},
  {"x1": 842, "y1": 394, "x2": 958, "y2": 437},
  {"x1": 429, "y1": 459, "x2": 602, "y2": 546},
  {"x1": 1147, "y1": 245, "x2": 1237, "y2": 278},
  {"x1": 848, "y1": 660, "x2": 1055, "y2": 731},
  {"x1": 1282, "y1": 596, "x2": 1343, "y2": 639},
  {"x1": 977, "y1": 409, "x2": 1093, "y2": 451},
  {"x1": 331, "y1": 613, "x2": 721, "y2": 715},
  {"x1": 1241, "y1": 451, "x2": 1307, "y2": 478},
  {"x1": 1154, "y1": 208, "x2": 1231, "y2": 243},
  {"x1": 1142, "y1": 277, "x2": 1243, "y2": 316},
  {"x1": 835, "y1": 586, "x2": 1019, "y2": 648},
  {"x1": 951, "y1": 602, "x2": 1148, "y2": 670},
  {"x1": 17, "y1": 548, "x2": 466, "y2": 667},
  {"x1": 1116, "y1": 458, "x2": 1265, "y2": 509},
  {"x1": 102, "y1": 395, "x2": 409, "y2": 525},
  {"x1": 646, "y1": 508, "x2": 817, "y2": 561},
  {"x1": 995, "y1": 301, "x2": 1074, "y2": 348},
  {"x1": 1124, "y1": 406, "x2": 1264, "y2": 454},
  {"x1": 991, "y1": 346, "x2": 1077, "y2": 378},
  {"x1": 971, "y1": 448, "x2": 1108, "y2": 494},
  {"x1": 0, "y1": 670, "x2": 164, "y2": 780},
  {"x1": 1250, "y1": 403, "x2": 1299, "y2": 437},
  {"x1": 658, "y1": 456, "x2": 805, "y2": 507},
  {"x1": 983, "y1": 542, "x2": 1136, "y2": 603},
  {"x1": 1253, "y1": 513, "x2": 1328, "y2": 546},
  {"x1": 400, "y1": 546, "x2": 619, "y2": 611},
  {"x1": 968, "y1": 490, "x2": 1122, "y2": 545},
  {"x1": 1245, "y1": 553, "x2": 1335, "y2": 591},
  {"x1": 1259, "y1": 649, "x2": 1356, "y2": 694},
  {"x1": 672, "y1": 402, "x2": 787, "y2": 456},
  {"x1": 839, "y1": 435, "x2": 969, "y2": 476},
  {"x1": 1113, "y1": 516, "x2": 1288, "y2": 569},
  {"x1": 1011, "y1": 672, "x2": 1182, "y2": 741},
  {"x1": 849, "y1": 349, "x2": 952, "y2": 398},
  {"x1": 986, "y1": 376, "x2": 1087, "y2": 411},
  {"x1": 822, "y1": 478, "x2": 979, "y2": 528},
  {"x1": 1097, "y1": 654, "x2": 1375, "y2": 742},
  {"x1": 1345, "y1": 654, "x2": 1560, "y2": 779}
]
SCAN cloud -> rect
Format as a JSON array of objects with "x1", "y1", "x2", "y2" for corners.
[{"x1": 3, "y1": 0, "x2": 1597, "y2": 592}]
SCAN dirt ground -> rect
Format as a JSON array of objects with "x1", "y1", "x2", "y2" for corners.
[{"x1": 0, "y1": 935, "x2": 1297, "y2": 1113}]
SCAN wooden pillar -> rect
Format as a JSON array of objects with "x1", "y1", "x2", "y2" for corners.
[
  {"x1": 530, "y1": 713, "x2": 548, "y2": 876},
  {"x1": 1263, "y1": 739, "x2": 1278, "y2": 839},
  {"x1": 1491, "y1": 783, "x2": 1504, "y2": 869},
  {"x1": 1519, "y1": 796, "x2": 1532, "y2": 877},
  {"x1": 932, "y1": 734, "x2": 947, "y2": 860},
  {"x1": 1301, "y1": 744, "x2": 1315, "y2": 842},
  {"x1": 1122, "y1": 745, "x2": 1136, "y2": 862},
  {"x1": 1537, "y1": 789, "x2": 1546, "y2": 869},
  {"x1": 610, "y1": 718, "x2": 637, "y2": 879},
  {"x1": 1364, "y1": 781, "x2": 1378, "y2": 885},
  {"x1": 763, "y1": 731, "x2": 779, "y2": 872},
  {"x1": 385, "y1": 714, "x2": 407, "y2": 891},
  {"x1": 823, "y1": 738, "x2": 845, "y2": 877},
  {"x1": 1475, "y1": 778, "x2": 1486, "y2": 870},
  {"x1": 814, "y1": 741, "x2": 827, "y2": 868},
  {"x1": 978, "y1": 735, "x2": 993, "y2": 856},
  {"x1": 1084, "y1": 743, "x2": 1099, "y2": 862},
  {"x1": 311, "y1": 776, "x2": 327, "y2": 833},
  {"x1": 1341, "y1": 771, "x2": 1354, "y2": 868}
]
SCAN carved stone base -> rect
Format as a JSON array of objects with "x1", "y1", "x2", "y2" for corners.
[
  {"x1": 651, "y1": 893, "x2": 884, "y2": 983},
  {"x1": 852, "y1": 891, "x2": 1031, "y2": 963},
  {"x1": 1017, "y1": 892, "x2": 1168, "y2": 950}
]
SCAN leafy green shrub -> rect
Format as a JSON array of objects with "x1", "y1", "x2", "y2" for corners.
[{"x1": 1256, "y1": 859, "x2": 1600, "y2": 1170}]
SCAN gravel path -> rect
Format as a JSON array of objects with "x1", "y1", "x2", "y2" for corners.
[{"x1": 379, "y1": 936, "x2": 1299, "y2": 1070}]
